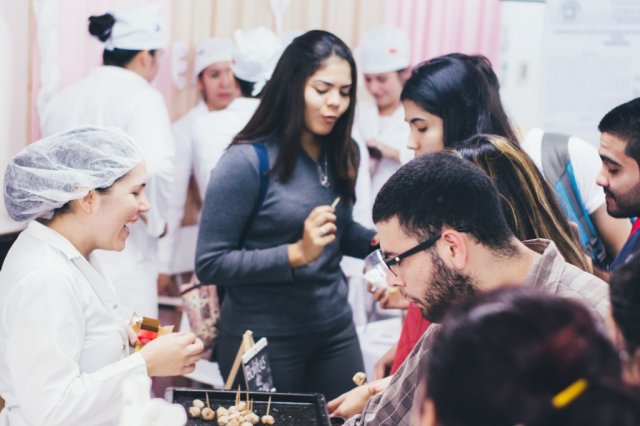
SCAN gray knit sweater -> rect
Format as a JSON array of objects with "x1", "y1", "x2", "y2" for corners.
[{"x1": 195, "y1": 140, "x2": 376, "y2": 336}]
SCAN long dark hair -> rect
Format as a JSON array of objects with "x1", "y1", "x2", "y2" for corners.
[
  {"x1": 424, "y1": 288, "x2": 640, "y2": 426},
  {"x1": 457, "y1": 134, "x2": 590, "y2": 271},
  {"x1": 88, "y1": 13, "x2": 155, "y2": 67},
  {"x1": 401, "y1": 53, "x2": 518, "y2": 148},
  {"x1": 232, "y1": 30, "x2": 358, "y2": 200}
]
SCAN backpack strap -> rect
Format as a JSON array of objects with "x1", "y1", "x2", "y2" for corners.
[
  {"x1": 239, "y1": 143, "x2": 270, "y2": 245},
  {"x1": 218, "y1": 143, "x2": 270, "y2": 306},
  {"x1": 541, "y1": 132, "x2": 609, "y2": 268}
]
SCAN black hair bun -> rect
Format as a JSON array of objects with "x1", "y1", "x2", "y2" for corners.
[{"x1": 88, "y1": 13, "x2": 116, "y2": 42}]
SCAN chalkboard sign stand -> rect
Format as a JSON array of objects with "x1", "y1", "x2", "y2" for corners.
[{"x1": 224, "y1": 330, "x2": 256, "y2": 390}]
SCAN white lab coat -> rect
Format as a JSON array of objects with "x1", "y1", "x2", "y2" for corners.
[
  {"x1": 0, "y1": 221, "x2": 148, "y2": 426},
  {"x1": 191, "y1": 97, "x2": 260, "y2": 200},
  {"x1": 40, "y1": 66, "x2": 175, "y2": 318},
  {"x1": 157, "y1": 101, "x2": 208, "y2": 274},
  {"x1": 353, "y1": 101, "x2": 412, "y2": 207}
]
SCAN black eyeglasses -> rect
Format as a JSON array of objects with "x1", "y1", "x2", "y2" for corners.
[{"x1": 382, "y1": 227, "x2": 469, "y2": 277}]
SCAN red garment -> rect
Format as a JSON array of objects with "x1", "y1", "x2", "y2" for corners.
[
  {"x1": 631, "y1": 218, "x2": 640, "y2": 236},
  {"x1": 390, "y1": 302, "x2": 430, "y2": 374}
]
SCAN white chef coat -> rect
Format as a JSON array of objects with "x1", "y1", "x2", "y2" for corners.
[
  {"x1": 40, "y1": 66, "x2": 175, "y2": 318},
  {"x1": 191, "y1": 97, "x2": 260, "y2": 200},
  {"x1": 353, "y1": 101, "x2": 412, "y2": 207},
  {"x1": 0, "y1": 221, "x2": 148, "y2": 426},
  {"x1": 157, "y1": 101, "x2": 208, "y2": 274}
]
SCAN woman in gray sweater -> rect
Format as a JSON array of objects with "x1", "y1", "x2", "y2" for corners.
[{"x1": 195, "y1": 30, "x2": 376, "y2": 400}]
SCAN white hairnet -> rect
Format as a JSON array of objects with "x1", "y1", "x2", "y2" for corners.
[
  {"x1": 105, "y1": 4, "x2": 165, "y2": 51},
  {"x1": 232, "y1": 27, "x2": 283, "y2": 96},
  {"x1": 359, "y1": 25, "x2": 410, "y2": 74},
  {"x1": 4, "y1": 126, "x2": 143, "y2": 222},
  {"x1": 193, "y1": 37, "x2": 235, "y2": 80}
]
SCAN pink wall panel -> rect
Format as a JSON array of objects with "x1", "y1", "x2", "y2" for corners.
[
  {"x1": 31, "y1": 0, "x2": 174, "y2": 141},
  {"x1": 385, "y1": 0, "x2": 501, "y2": 69}
]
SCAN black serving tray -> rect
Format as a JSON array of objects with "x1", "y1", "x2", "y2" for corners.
[{"x1": 165, "y1": 387, "x2": 332, "y2": 426}]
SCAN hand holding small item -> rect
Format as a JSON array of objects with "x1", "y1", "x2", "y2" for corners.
[
  {"x1": 139, "y1": 332, "x2": 204, "y2": 377},
  {"x1": 290, "y1": 197, "x2": 340, "y2": 267}
]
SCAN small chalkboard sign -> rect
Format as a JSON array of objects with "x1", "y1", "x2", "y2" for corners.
[{"x1": 241, "y1": 337, "x2": 275, "y2": 392}]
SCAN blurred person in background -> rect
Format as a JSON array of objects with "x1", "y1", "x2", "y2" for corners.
[
  {"x1": 40, "y1": 4, "x2": 174, "y2": 319},
  {"x1": 157, "y1": 37, "x2": 240, "y2": 294},
  {"x1": 596, "y1": 98, "x2": 640, "y2": 271}
]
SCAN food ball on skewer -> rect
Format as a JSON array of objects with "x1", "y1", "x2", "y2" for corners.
[
  {"x1": 261, "y1": 414, "x2": 275, "y2": 425},
  {"x1": 188, "y1": 406, "x2": 202, "y2": 418},
  {"x1": 217, "y1": 415, "x2": 229, "y2": 425},
  {"x1": 192, "y1": 399, "x2": 205, "y2": 409},
  {"x1": 201, "y1": 406, "x2": 215, "y2": 421},
  {"x1": 217, "y1": 406, "x2": 229, "y2": 417},
  {"x1": 244, "y1": 412, "x2": 259, "y2": 424}
]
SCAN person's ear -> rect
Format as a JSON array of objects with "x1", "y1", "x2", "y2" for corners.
[
  {"x1": 419, "y1": 398, "x2": 438, "y2": 426},
  {"x1": 75, "y1": 189, "x2": 97, "y2": 214},
  {"x1": 399, "y1": 68, "x2": 411, "y2": 83},
  {"x1": 439, "y1": 229, "x2": 468, "y2": 270},
  {"x1": 196, "y1": 74, "x2": 204, "y2": 92}
]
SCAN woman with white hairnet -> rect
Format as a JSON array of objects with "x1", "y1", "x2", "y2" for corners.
[
  {"x1": 0, "y1": 127, "x2": 203, "y2": 426},
  {"x1": 157, "y1": 37, "x2": 240, "y2": 289},
  {"x1": 39, "y1": 4, "x2": 175, "y2": 319}
]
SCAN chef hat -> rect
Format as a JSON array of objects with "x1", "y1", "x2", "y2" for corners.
[
  {"x1": 193, "y1": 37, "x2": 235, "y2": 79},
  {"x1": 359, "y1": 25, "x2": 410, "y2": 74},
  {"x1": 102, "y1": 4, "x2": 165, "y2": 51},
  {"x1": 232, "y1": 27, "x2": 283, "y2": 96},
  {"x1": 4, "y1": 127, "x2": 143, "y2": 222}
]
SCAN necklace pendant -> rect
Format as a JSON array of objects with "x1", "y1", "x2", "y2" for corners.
[{"x1": 320, "y1": 175, "x2": 330, "y2": 188}]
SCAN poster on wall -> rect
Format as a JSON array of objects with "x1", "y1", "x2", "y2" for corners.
[{"x1": 541, "y1": 0, "x2": 640, "y2": 145}]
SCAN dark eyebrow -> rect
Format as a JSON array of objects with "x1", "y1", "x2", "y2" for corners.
[
  {"x1": 408, "y1": 117, "x2": 426, "y2": 124},
  {"x1": 312, "y1": 79, "x2": 352, "y2": 89},
  {"x1": 600, "y1": 155, "x2": 622, "y2": 167}
]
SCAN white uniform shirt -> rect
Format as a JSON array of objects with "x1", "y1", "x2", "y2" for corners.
[
  {"x1": 520, "y1": 128, "x2": 605, "y2": 214},
  {"x1": 191, "y1": 97, "x2": 260, "y2": 200},
  {"x1": 353, "y1": 101, "x2": 412, "y2": 208},
  {"x1": 40, "y1": 66, "x2": 175, "y2": 318},
  {"x1": 157, "y1": 101, "x2": 208, "y2": 274},
  {"x1": 0, "y1": 221, "x2": 147, "y2": 426}
]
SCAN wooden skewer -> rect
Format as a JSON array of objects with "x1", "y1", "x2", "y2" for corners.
[
  {"x1": 246, "y1": 387, "x2": 250, "y2": 407},
  {"x1": 266, "y1": 395, "x2": 272, "y2": 416},
  {"x1": 205, "y1": 391, "x2": 210, "y2": 409},
  {"x1": 236, "y1": 384, "x2": 241, "y2": 406},
  {"x1": 331, "y1": 196, "x2": 341, "y2": 209}
]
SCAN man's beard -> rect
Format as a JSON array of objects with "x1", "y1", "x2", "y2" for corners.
[
  {"x1": 419, "y1": 251, "x2": 477, "y2": 323},
  {"x1": 605, "y1": 185, "x2": 640, "y2": 218}
]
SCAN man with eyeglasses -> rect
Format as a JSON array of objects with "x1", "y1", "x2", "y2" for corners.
[{"x1": 329, "y1": 151, "x2": 609, "y2": 425}]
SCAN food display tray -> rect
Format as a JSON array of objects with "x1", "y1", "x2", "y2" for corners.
[{"x1": 165, "y1": 387, "x2": 332, "y2": 426}]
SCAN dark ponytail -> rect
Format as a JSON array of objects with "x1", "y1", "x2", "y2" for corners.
[
  {"x1": 88, "y1": 13, "x2": 115, "y2": 42},
  {"x1": 88, "y1": 13, "x2": 151, "y2": 68}
]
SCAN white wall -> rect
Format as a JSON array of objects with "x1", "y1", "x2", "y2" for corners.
[
  {"x1": 499, "y1": 1, "x2": 546, "y2": 132},
  {"x1": 0, "y1": 2, "x2": 30, "y2": 234}
]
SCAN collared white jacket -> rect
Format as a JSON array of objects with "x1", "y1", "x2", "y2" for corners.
[{"x1": 0, "y1": 221, "x2": 147, "y2": 426}]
